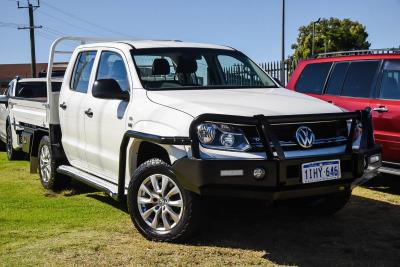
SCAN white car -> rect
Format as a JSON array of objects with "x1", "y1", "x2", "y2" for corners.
[
  {"x1": 0, "y1": 81, "x2": 12, "y2": 149},
  {"x1": 0, "y1": 77, "x2": 61, "y2": 160},
  {"x1": 8, "y1": 37, "x2": 381, "y2": 242}
]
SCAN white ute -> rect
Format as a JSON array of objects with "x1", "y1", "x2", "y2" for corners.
[
  {"x1": 0, "y1": 77, "x2": 61, "y2": 160},
  {"x1": 2, "y1": 37, "x2": 382, "y2": 242}
]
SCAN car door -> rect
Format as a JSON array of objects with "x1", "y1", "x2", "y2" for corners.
[
  {"x1": 83, "y1": 49, "x2": 131, "y2": 182},
  {"x1": 371, "y1": 60, "x2": 400, "y2": 163},
  {"x1": 0, "y1": 81, "x2": 13, "y2": 141},
  {"x1": 319, "y1": 61, "x2": 381, "y2": 112},
  {"x1": 59, "y1": 50, "x2": 97, "y2": 170}
]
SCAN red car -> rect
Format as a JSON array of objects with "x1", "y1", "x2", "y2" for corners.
[{"x1": 287, "y1": 50, "x2": 400, "y2": 176}]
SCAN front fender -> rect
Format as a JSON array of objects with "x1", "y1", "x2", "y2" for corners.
[{"x1": 132, "y1": 120, "x2": 189, "y2": 138}]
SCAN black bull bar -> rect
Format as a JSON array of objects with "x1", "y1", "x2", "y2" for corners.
[{"x1": 188, "y1": 108, "x2": 377, "y2": 160}]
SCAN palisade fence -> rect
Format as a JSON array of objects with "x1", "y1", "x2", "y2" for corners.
[
  {"x1": 259, "y1": 59, "x2": 299, "y2": 86},
  {"x1": 222, "y1": 60, "x2": 299, "y2": 88}
]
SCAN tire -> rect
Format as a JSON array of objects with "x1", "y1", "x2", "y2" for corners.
[
  {"x1": 6, "y1": 123, "x2": 22, "y2": 160},
  {"x1": 0, "y1": 139, "x2": 5, "y2": 152},
  {"x1": 127, "y1": 158, "x2": 201, "y2": 242},
  {"x1": 38, "y1": 135, "x2": 68, "y2": 190},
  {"x1": 289, "y1": 191, "x2": 352, "y2": 216}
]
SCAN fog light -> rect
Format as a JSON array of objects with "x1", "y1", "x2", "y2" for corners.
[
  {"x1": 369, "y1": 154, "x2": 381, "y2": 164},
  {"x1": 253, "y1": 168, "x2": 266, "y2": 180}
]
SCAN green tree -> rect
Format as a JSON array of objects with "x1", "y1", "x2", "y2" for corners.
[{"x1": 291, "y1": 18, "x2": 370, "y2": 60}]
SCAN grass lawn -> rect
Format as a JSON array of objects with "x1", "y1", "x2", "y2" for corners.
[{"x1": 0, "y1": 151, "x2": 400, "y2": 266}]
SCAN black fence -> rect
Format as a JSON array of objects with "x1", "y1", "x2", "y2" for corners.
[
  {"x1": 259, "y1": 60, "x2": 298, "y2": 86},
  {"x1": 222, "y1": 60, "x2": 299, "y2": 87}
]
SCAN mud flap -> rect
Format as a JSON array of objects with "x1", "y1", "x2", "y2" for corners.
[{"x1": 30, "y1": 156, "x2": 38, "y2": 174}]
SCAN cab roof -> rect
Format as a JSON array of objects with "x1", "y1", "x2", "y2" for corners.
[{"x1": 78, "y1": 40, "x2": 235, "y2": 51}]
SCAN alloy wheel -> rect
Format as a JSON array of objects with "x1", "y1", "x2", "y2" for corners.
[
  {"x1": 137, "y1": 174, "x2": 184, "y2": 233},
  {"x1": 39, "y1": 145, "x2": 51, "y2": 183},
  {"x1": 6, "y1": 126, "x2": 12, "y2": 158}
]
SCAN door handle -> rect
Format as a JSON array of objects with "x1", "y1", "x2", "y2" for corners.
[
  {"x1": 84, "y1": 108, "x2": 93, "y2": 117},
  {"x1": 372, "y1": 106, "x2": 389, "y2": 113},
  {"x1": 59, "y1": 102, "x2": 67, "y2": 110}
]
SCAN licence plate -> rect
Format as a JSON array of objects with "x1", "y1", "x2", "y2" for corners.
[{"x1": 301, "y1": 160, "x2": 341, "y2": 184}]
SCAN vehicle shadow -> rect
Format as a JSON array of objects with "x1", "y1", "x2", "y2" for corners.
[
  {"x1": 363, "y1": 174, "x2": 400, "y2": 195},
  {"x1": 86, "y1": 193, "x2": 128, "y2": 212},
  {"x1": 62, "y1": 174, "x2": 400, "y2": 266},
  {"x1": 190, "y1": 195, "x2": 400, "y2": 267},
  {"x1": 48, "y1": 179, "x2": 98, "y2": 197}
]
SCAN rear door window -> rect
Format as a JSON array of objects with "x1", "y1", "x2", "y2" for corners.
[
  {"x1": 379, "y1": 60, "x2": 400, "y2": 100},
  {"x1": 295, "y1": 62, "x2": 332, "y2": 94},
  {"x1": 325, "y1": 62, "x2": 349, "y2": 95},
  {"x1": 70, "y1": 51, "x2": 97, "y2": 93},
  {"x1": 341, "y1": 61, "x2": 380, "y2": 98}
]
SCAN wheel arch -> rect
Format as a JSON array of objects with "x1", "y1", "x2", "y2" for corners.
[{"x1": 118, "y1": 131, "x2": 190, "y2": 201}]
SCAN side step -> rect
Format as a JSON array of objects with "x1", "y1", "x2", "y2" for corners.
[
  {"x1": 57, "y1": 165, "x2": 119, "y2": 198},
  {"x1": 379, "y1": 166, "x2": 400, "y2": 176}
]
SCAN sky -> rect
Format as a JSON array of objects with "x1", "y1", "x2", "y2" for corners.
[{"x1": 1, "y1": 0, "x2": 400, "y2": 64}]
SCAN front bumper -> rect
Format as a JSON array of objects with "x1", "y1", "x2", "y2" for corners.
[
  {"x1": 172, "y1": 146, "x2": 381, "y2": 200},
  {"x1": 169, "y1": 109, "x2": 381, "y2": 200}
]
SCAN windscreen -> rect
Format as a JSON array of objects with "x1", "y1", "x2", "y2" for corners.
[{"x1": 132, "y1": 48, "x2": 276, "y2": 90}]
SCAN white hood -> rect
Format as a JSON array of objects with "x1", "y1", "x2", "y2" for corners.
[{"x1": 146, "y1": 88, "x2": 342, "y2": 118}]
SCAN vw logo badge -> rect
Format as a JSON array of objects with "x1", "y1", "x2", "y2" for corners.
[{"x1": 295, "y1": 126, "x2": 315, "y2": 148}]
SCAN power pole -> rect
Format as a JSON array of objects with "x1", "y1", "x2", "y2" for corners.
[
  {"x1": 17, "y1": 1, "x2": 42, "y2": 78},
  {"x1": 311, "y1": 18, "x2": 321, "y2": 56},
  {"x1": 280, "y1": 0, "x2": 285, "y2": 85}
]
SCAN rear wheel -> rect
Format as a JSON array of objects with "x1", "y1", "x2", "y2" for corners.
[
  {"x1": 127, "y1": 158, "x2": 201, "y2": 242},
  {"x1": 38, "y1": 135, "x2": 68, "y2": 190},
  {"x1": 6, "y1": 123, "x2": 21, "y2": 160},
  {"x1": 0, "y1": 139, "x2": 5, "y2": 151}
]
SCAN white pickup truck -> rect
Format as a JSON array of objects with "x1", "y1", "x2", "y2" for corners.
[
  {"x1": 0, "y1": 77, "x2": 61, "y2": 160},
  {"x1": 0, "y1": 37, "x2": 382, "y2": 242}
]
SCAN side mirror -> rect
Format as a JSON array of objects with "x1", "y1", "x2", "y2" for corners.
[
  {"x1": 0, "y1": 95, "x2": 9, "y2": 105},
  {"x1": 92, "y1": 79, "x2": 130, "y2": 101}
]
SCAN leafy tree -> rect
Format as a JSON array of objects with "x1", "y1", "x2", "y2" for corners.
[{"x1": 291, "y1": 18, "x2": 370, "y2": 60}]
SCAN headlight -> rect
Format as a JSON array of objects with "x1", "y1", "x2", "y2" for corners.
[
  {"x1": 347, "y1": 120, "x2": 362, "y2": 150},
  {"x1": 196, "y1": 123, "x2": 251, "y2": 151},
  {"x1": 197, "y1": 123, "x2": 216, "y2": 144}
]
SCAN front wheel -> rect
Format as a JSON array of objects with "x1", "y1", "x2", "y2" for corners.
[{"x1": 127, "y1": 158, "x2": 201, "y2": 242}]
